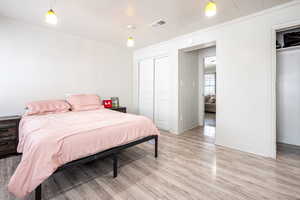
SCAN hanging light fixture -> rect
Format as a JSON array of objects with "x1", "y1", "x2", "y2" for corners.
[
  {"x1": 45, "y1": 9, "x2": 58, "y2": 25},
  {"x1": 45, "y1": 0, "x2": 58, "y2": 25},
  {"x1": 127, "y1": 36, "x2": 135, "y2": 47},
  {"x1": 205, "y1": 1, "x2": 217, "y2": 17},
  {"x1": 126, "y1": 25, "x2": 136, "y2": 47}
]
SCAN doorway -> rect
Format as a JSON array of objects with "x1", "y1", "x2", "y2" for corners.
[
  {"x1": 275, "y1": 25, "x2": 300, "y2": 159},
  {"x1": 202, "y1": 48, "x2": 217, "y2": 142},
  {"x1": 178, "y1": 43, "x2": 217, "y2": 143}
]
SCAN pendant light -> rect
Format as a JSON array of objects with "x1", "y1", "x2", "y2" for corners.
[
  {"x1": 127, "y1": 36, "x2": 135, "y2": 47},
  {"x1": 45, "y1": 0, "x2": 58, "y2": 25},
  {"x1": 126, "y1": 25, "x2": 136, "y2": 48},
  {"x1": 205, "y1": 1, "x2": 217, "y2": 17}
]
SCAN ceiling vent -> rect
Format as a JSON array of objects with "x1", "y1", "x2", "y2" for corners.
[{"x1": 150, "y1": 19, "x2": 166, "y2": 27}]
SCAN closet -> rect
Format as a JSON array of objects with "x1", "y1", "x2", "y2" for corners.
[
  {"x1": 138, "y1": 56, "x2": 170, "y2": 131},
  {"x1": 276, "y1": 27, "x2": 300, "y2": 146}
]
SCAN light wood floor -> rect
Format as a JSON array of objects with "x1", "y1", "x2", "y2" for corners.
[
  {"x1": 204, "y1": 112, "x2": 216, "y2": 127},
  {"x1": 1, "y1": 127, "x2": 300, "y2": 200}
]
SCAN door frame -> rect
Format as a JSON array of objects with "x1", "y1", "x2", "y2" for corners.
[
  {"x1": 270, "y1": 19, "x2": 300, "y2": 159},
  {"x1": 178, "y1": 41, "x2": 217, "y2": 134}
]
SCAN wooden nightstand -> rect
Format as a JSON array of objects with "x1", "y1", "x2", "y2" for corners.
[
  {"x1": 109, "y1": 107, "x2": 127, "y2": 113},
  {"x1": 0, "y1": 115, "x2": 21, "y2": 159}
]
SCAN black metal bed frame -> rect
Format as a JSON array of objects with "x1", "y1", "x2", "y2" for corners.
[{"x1": 35, "y1": 135, "x2": 158, "y2": 200}]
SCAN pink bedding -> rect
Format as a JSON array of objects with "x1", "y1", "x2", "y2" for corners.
[{"x1": 8, "y1": 109, "x2": 159, "y2": 198}]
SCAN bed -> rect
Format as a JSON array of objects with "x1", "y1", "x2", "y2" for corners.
[{"x1": 8, "y1": 108, "x2": 159, "y2": 200}]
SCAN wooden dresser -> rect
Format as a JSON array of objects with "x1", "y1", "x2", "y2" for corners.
[{"x1": 0, "y1": 116, "x2": 21, "y2": 159}]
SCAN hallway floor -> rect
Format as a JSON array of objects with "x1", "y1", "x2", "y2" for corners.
[
  {"x1": 204, "y1": 112, "x2": 216, "y2": 127},
  {"x1": 195, "y1": 112, "x2": 216, "y2": 143}
]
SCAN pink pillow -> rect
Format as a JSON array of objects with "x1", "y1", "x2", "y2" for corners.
[
  {"x1": 25, "y1": 100, "x2": 71, "y2": 116},
  {"x1": 66, "y1": 94, "x2": 101, "y2": 111}
]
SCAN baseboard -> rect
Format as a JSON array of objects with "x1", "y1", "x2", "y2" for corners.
[{"x1": 277, "y1": 142, "x2": 300, "y2": 150}]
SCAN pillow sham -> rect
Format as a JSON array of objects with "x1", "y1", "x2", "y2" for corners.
[
  {"x1": 66, "y1": 94, "x2": 101, "y2": 111},
  {"x1": 25, "y1": 100, "x2": 71, "y2": 116}
]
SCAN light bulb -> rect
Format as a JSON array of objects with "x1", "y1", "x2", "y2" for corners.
[
  {"x1": 205, "y1": 1, "x2": 217, "y2": 17},
  {"x1": 127, "y1": 37, "x2": 135, "y2": 47},
  {"x1": 45, "y1": 9, "x2": 58, "y2": 25}
]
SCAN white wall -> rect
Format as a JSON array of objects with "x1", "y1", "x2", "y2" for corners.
[
  {"x1": 178, "y1": 50, "x2": 199, "y2": 132},
  {"x1": 134, "y1": 1, "x2": 300, "y2": 157},
  {"x1": 204, "y1": 65, "x2": 216, "y2": 74},
  {"x1": 277, "y1": 48, "x2": 300, "y2": 146},
  {"x1": 0, "y1": 17, "x2": 133, "y2": 116}
]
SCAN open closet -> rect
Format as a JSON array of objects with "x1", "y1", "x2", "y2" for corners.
[
  {"x1": 138, "y1": 56, "x2": 170, "y2": 131},
  {"x1": 276, "y1": 26, "x2": 300, "y2": 154}
]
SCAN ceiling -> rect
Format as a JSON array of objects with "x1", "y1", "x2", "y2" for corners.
[{"x1": 0, "y1": 0, "x2": 292, "y2": 48}]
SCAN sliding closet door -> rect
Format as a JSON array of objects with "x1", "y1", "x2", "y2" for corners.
[
  {"x1": 154, "y1": 56, "x2": 170, "y2": 130},
  {"x1": 139, "y1": 58, "x2": 154, "y2": 120}
]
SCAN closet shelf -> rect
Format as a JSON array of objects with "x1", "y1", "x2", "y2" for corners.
[{"x1": 277, "y1": 45, "x2": 300, "y2": 52}]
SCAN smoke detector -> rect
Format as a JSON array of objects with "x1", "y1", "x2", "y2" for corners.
[{"x1": 150, "y1": 19, "x2": 166, "y2": 27}]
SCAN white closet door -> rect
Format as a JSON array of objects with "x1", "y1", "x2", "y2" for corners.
[
  {"x1": 154, "y1": 56, "x2": 170, "y2": 130},
  {"x1": 139, "y1": 58, "x2": 154, "y2": 121}
]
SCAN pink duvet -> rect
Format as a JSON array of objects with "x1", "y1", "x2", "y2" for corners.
[{"x1": 8, "y1": 109, "x2": 159, "y2": 198}]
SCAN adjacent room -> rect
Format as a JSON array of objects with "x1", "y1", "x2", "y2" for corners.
[
  {"x1": 178, "y1": 44, "x2": 217, "y2": 144},
  {"x1": 1, "y1": 0, "x2": 300, "y2": 200},
  {"x1": 203, "y1": 48, "x2": 217, "y2": 140}
]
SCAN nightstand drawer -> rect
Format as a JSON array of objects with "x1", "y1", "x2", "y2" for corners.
[
  {"x1": 0, "y1": 140, "x2": 17, "y2": 154},
  {"x1": 0, "y1": 115, "x2": 21, "y2": 158},
  {"x1": 0, "y1": 121, "x2": 16, "y2": 129},
  {"x1": 109, "y1": 107, "x2": 127, "y2": 113},
  {"x1": 0, "y1": 127, "x2": 17, "y2": 140}
]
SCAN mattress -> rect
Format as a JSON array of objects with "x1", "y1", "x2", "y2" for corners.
[{"x1": 8, "y1": 109, "x2": 159, "y2": 198}]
